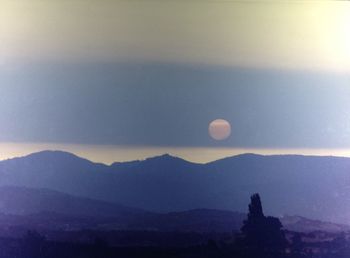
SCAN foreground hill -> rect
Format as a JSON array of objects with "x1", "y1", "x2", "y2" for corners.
[
  {"x1": 0, "y1": 186, "x2": 244, "y2": 233},
  {"x1": 0, "y1": 186, "x2": 348, "y2": 234},
  {"x1": 1, "y1": 151, "x2": 350, "y2": 224},
  {"x1": 0, "y1": 186, "x2": 143, "y2": 218},
  {"x1": 280, "y1": 215, "x2": 350, "y2": 233}
]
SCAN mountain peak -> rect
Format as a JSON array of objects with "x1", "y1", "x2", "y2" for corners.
[
  {"x1": 153, "y1": 153, "x2": 176, "y2": 159},
  {"x1": 5, "y1": 150, "x2": 107, "y2": 168},
  {"x1": 206, "y1": 153, "x2": 264, "y2": 164},
  {"x1": 144, "y1": 153, "x2": 189, "y2": 163},
  {"x1": 27, "y1": 150, "x2": 80, "y2": 158},
  {"x1": 24, "y1": 150, "x2": 90, "y2": 162}
]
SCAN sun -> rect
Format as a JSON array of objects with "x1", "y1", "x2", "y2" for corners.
[{"x1": 208, "y1": 119, "x2": 231, "y2": 141}]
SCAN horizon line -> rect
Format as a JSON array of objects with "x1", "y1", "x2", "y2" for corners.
[{"x1": 0, "y1": 143, "x2": 350, "y2": 165}]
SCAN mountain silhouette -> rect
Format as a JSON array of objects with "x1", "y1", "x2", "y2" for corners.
[
  {"x1": 0, "y1": 185, "x2": 144, "y2": 218},
  {"x1": 1, "y1": 151, "x2": 350, "y2": 224}
]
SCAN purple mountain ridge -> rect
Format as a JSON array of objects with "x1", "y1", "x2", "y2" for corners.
[{"x1": 0, "y1": 150, "x2": 350, "y2": 224}]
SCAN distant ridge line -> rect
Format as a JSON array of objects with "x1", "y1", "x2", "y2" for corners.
[{"x1": 2, "y1": 149, "x2": 349, "y2": 166}]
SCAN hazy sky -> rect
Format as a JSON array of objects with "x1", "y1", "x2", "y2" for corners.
[
  {"x1": 1, "y1": 1, "x2": 350, "y2": 71},
  {"x1": 1, "y1": 1, "x2": 350, "y2": 162}
]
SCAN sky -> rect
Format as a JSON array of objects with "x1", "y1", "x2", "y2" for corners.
[{"x1": 0, "y1": 1, "x2": 350, "y2": 163}]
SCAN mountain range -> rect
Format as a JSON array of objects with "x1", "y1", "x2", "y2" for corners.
[{"x1": 0, "y1": 150, "x2": 350, "y2": 225}]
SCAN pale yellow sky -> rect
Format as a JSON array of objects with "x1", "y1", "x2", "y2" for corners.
[{"x1": 0, "y1": 1, "x2": 349, "y2": 72}]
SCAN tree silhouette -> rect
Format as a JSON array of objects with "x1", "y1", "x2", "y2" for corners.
[
  {"x1": 247, "y1": 193, "x2": 264, "y2": 219},
  {"x1": 240, "y1": 193, "x2": 287, "y2": 258}
]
